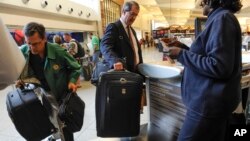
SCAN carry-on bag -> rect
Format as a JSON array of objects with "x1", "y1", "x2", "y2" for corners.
[
  {"x1": 82, "y1": 57, "x2": 93, "y2": 81},
  {"x1": 6, "y1": 84, "x2": 56, "y2": 141},
  {"x1": 91, "y1": 60, "x2": 110, "y2": 85},
  {"x1": 58, "y1": 92, "x2": 85, "y2": 133},
  {"x1": 95, "y1": 70, "x2": 143, "y2": 137}
]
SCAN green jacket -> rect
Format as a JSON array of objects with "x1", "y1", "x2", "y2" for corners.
[
  {"x1": 91, "y1": 35, "x2": 100, "y2": 51},
  {"x1": 20, "y1": 42, "x2": 81, "y2": 101}
]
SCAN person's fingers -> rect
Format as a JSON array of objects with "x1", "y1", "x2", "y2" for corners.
[
  {"x1": 168, "y1": 47, "x2": 182, "y2": 59},
  {"x1": 71, "y1": 86, "x2": 77, "y2": 92},
  {"x1": 114, "y1": 62, "x2": 123, "y2": 70},
  {"x1": 68, "y1": 82, "x2": 77, "y2": 92},
  {"x1": 15, "y1": 80, "x2": 24, "y2": 88}
]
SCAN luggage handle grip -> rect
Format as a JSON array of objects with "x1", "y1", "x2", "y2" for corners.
[{"x1": 19, "y1": 83, "x2": 38, "y2": 93}]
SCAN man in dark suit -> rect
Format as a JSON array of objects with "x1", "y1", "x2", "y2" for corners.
[{"x1": 100, "y1": 1, "x2": 143, "y2": 72}]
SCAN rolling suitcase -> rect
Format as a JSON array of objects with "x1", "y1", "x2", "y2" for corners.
[
  {"x1": 6, "y1": 85, "x2": 56, "y2": 141},
  {"x1": 95, "y1": 70, "x2": 143, "y2": 137}
]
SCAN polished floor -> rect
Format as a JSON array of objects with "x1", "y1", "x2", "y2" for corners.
[{"x1": 0, "y1": 46, "x2": 163, "y2": 141}]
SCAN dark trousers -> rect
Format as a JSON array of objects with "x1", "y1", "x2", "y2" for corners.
[
  {"x1": 92, "y1": 50, "x2": 101, "y2": 65},
  {"x1": 242, "y1": 88, "x2": 249, "y2": 110},
  {"x1": 177, "y1": 110, "x2": 228, "y2": 141},
  {"x1": 63, "y1": 127, "x2": 74, "y2": 141}
]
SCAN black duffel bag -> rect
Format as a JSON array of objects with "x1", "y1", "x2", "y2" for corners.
[{"x1": 58, "y1": 92, "x2": 85, "y2": 133}]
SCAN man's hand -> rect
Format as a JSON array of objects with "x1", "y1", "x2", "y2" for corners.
[
  {"x1": 167, "y1": 40, "x2": 183, "y2": 48},
  {"x1": 15, "y1": 80, "x2": 25, "y2": 88},
  {"x1": 168, "y1": 47, "x2": 182, "y2": 59},
  {"x1": 113, "y1": 62, "x2": 123, "y2": 70},
  {"x1": 167, "y1": 40, "x2": 189, "y2": 50},
  {"x1": 68, "y1": 82, "x2": 78, "y2": 92}
]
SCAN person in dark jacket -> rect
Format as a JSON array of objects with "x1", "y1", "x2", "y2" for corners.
[
  {"x1": 168, "y1": 0, "x2": 243, "y2": 141},
  {"x1": 100, "y1": 0, "x2": 143, "y2": 73}
]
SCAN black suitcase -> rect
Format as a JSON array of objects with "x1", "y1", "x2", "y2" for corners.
[
  {"x1": 95, "y1": 70, "x2": 143, "y2": 137},
  {"x1": 6, "y1": 86, "x2": 56, "y2": 141}
]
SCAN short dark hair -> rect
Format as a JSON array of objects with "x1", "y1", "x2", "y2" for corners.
[
  {"x1": 63, "y1": 32, "x2": 71, "y2": 36},
  {"x1": 208, "y1": 0, "x2": 242, "y2": 13},
  {"x1": 23, "y1": 22, "x2": 46, "y2": 39},
  {"x1": 53, "y1": 35, "x2": 62, "y2": 44},
  {"x1": 122, "y1": 1, "x2": 140, "y2": 12}
]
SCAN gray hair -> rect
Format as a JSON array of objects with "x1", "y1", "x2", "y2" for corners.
[{"x1": 122, "y1": 1, "x2": 140, "y2": 12}]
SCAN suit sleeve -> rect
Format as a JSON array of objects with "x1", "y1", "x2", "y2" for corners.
[{"x1": 100, "y1": 23, "x2": 120, "y2": 68}]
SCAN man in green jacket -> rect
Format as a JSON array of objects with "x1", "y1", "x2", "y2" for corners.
[{"x1": 16, "y1": 22, "x2": 81, "y2": 141}]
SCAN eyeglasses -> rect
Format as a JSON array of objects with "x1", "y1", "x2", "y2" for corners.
[
  {"x1": 127, "y1": 11, "x2": 138, "y2": 17},
  {"x1": 27, "y1": 40, "x2": 43, "y2": 47}
]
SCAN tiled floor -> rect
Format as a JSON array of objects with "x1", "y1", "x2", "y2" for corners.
[{"x1": 0, "y1": 46, "x2": 162, "y2": 141}]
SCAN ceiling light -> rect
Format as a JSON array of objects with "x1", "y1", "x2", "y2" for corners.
[
  {"x1": 22, "y1": 0, "x2": 29, "y2": 4},
  {"x1": 56, "y1": 4, "x2": 62, "y2": 11},
  {"x1": 86, "y1": 13, "x2": 91, "y2": 18},
  {"x1": 78, "y1": 11, "x2": 83, "y2": 16},
  {"x1": 68, "y1": 8, "x2": 73, "y2": 14},
  {"x1": 41, "y1": 0, "x2": 48, "y2": 8}
]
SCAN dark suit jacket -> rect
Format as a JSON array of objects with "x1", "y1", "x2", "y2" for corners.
[{"x1": 100, "y1": 20, "x2": 143, "y2": 72}]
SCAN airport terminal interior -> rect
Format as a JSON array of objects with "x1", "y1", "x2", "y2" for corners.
[
  {"x1": 0, "y1": 47, "x2": 159, "y2": 141},
  {"x1": 0, "y1": 0, "x2": 250, "y2": 141}
]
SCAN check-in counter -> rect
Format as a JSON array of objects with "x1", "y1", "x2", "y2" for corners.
[
  {"x1": 139, "y1": 58, "x2": 250, "y2": 141},
  {"x1": 147, "y1": 77, "x2": 184, "y2": 141},
  {"x1": 139, "y1": 61, "x2": 184, "y2": 141}
]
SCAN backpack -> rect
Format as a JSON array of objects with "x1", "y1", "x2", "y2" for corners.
[{"x1": 71, "y1": 39, "x2": 85, "y2": 58}]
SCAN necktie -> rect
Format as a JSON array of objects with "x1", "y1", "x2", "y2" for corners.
[{"x1": 127, "y1": 26, "x2": 137, "y2": 68}]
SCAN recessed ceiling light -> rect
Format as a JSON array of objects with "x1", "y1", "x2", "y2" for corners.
[
  {"x1": 56, "y1": 4, "x2": 62, "y2": 11},
  {"x1": 41, "y1": 0, "x2": 48, "y2": 8},
  {"x1": 22, "y1": 0, "x2": 29, "y2": 4}
]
